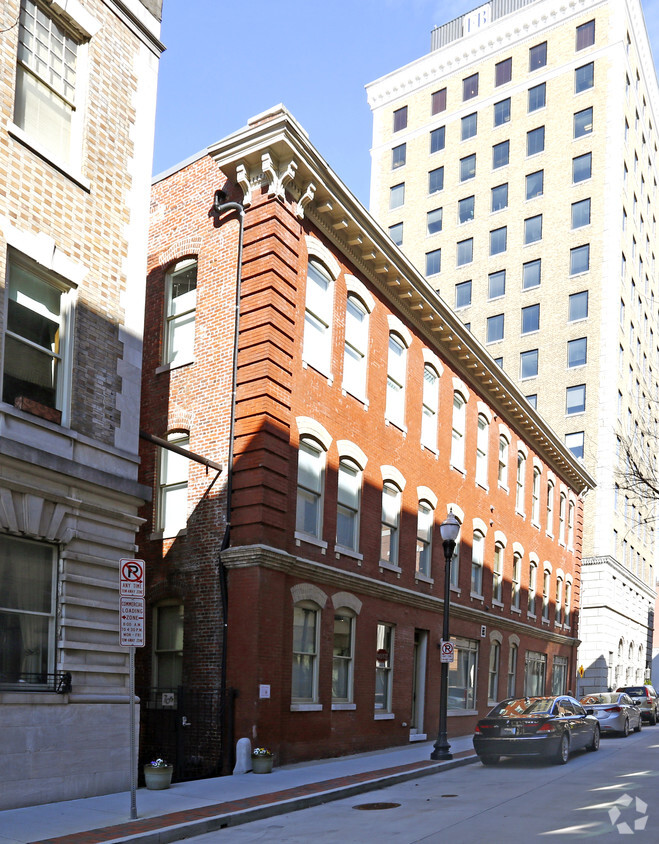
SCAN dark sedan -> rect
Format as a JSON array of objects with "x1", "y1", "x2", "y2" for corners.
[{"x1": 473, "y1": 695, "x2": 600, "y2": 765}]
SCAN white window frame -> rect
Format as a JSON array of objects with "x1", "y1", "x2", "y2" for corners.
[
  {"x1": 498, "y1": 434, "x2": 509, "y2": 488},
  {"x1": 531, "y1": 467, "x2": 541, "y2": 525},
  {"x1": 292, "y1": 601, "x2": 320, "y2": 703},
  {"x1": 421, "y1": 364, "x2": 440, "y2": 450},
  {"x1": 528, "y1": 561, "x2": 537, "y2": 615},
  {"x1": 448, "y1": 637, "x2": 478, "y2": 710},
  {"x1": 336, "y1": 457, "x2": 361, "y2": 553},
  {"x1": 488, "y1": 640, "x2": 501, "y2": 703},
  {"x1": 296, "y1": 437, "x2": 327, "y2": 542},
  {"x1": 546, "y1": 479, "x2": 554, "y2": 535},
  {"x1": 555, "y1": 576, "x2": 564, "y2": 625},
  {"x1": 542, "y1": 569, "x2": 551, "y2": 620},
  {"x1": 512, "y1": 553, "x2": 521, "y2": 610},
  {"x1": 471, "y1": 530, "x2": 485, "y2": 596},
  {"x1": 375, "y1": 622, "x2": 394, "y2": 714},
  {"x1": 386, "y1": 332, "x2": 408, "y2": 428},
  {"x1": 451, "y1": 391, "x2": 467, "y2": 471},
  {"x1": 380, "y1": 480, "x2": 402, "y2": 568},
  {"x1": 558, "y1": 492, "x2": 567, "y2": 545},
  {"x1": 164, "y1": 258, "x2": 197, "y2": 366},
  {"x1": 303, "y1": 259, "x2": 335, "y2": 376},
  {"x1": 507, "y1": 643, "x2": 518, "y2": 697},
  {"x1": 158, "y1": 432, "x2": 190, "y2": 537},
  {"x1": 152, "y1": 602, "x2": 184, "y2": 689},
  {"x1": 516, "y1": 451, "x2": 526, "y2": 514},
  {"x1": 415, "y1": 500, "x2": 434, "y2": 578},
  {"x1": 493, "y1": 543, "x2": 504, "y2": 603},
  {"x1": 343, "y1": 293, "x2": 369, "y2": 400},
  {"x1": 567, "y1": 500, "x2": 575, "y2": 549},
  {"x1": 332, "y1": 610, "x2": 355, "y2": 704},
  {"x1": 475, "y1": 414, "x2": 489, "y2": 487},
  {"x1": 524, "y1": 650, "x2": 547, "y2": 696}
]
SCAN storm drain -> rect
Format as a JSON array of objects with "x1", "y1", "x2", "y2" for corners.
[{"x1": 353, "y1": 802, "x2": 401, "y2": 811}]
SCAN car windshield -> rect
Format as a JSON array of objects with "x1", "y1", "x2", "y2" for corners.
[
  {"x1": 489, "y1": 697, "x2": 555, "y2": 717},
  {"x1": 619, "y1": 687, "x2": 647, "y2": 697},
  {"x1": 581, "y1": 693, "x2": 620, "y2": 705}
]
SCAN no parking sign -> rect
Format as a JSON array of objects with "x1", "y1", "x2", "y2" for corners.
[{"x1": 440, "y1": 640, "x2": 455, "y2": 663}]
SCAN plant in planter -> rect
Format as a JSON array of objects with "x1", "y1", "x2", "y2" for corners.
[
  {"x1": 144, "y1": 758, "x2": 174, "y2": 790},
  {"x1": 251, "y1": 747, "x2": 274, "y2": 774}
]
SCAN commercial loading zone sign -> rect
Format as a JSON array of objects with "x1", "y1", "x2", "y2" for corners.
[{"x1": 119, "y1": 559, "x2": 145, "y2": 647}]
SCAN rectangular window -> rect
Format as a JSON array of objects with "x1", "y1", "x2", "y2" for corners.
[
  {"x1": 292, "y1": 604, "x2": 318, "y2": 701},
  {"x1": 569, "y1": 291, "x2": 588, "y2": 321},
  {"x1": 524, "y1": 215, "x2": 542, "y2": 244},
  {"x1": 431, "y1": 87, "x2": 447, "y2": 114},
  {"x1": 487, "y1": 314, "x2": 504, "y2": 343},
  {"x1": 567, "y1": 337, "x2": 587, "y2": 368},
  {"x1": 393, "y1": 105, "x2": 407, "y2": 132},
  {"x1": 426, "y1": 248, "x2": 441, "y2": 276},
  {"x1": 476, "y1": 415, "x2": 489, "y2": 487},
  {"x1": 0, "y1": 534, "x2": 56, "y2": 686},
  {"x1": 512, "y1": 554, "x2": 521, "y2": 609},
  {"x1": 430, "y1": 126, "x2": 445, "y2": 154},
  {"x1": 507, "y1": 645, "x2": 517, "y2": 697},
  {"x1": 573, "y1": 152, "x2": 592, "y2": 182},
  {"x1": 495, "y1": 57, "x2": 512, "y2": 86},
  {"x1": 448, "y1": 637, "x2": 478, "y2": 709},
  {"x1": 542, "y1": 569, "x2": 551, "y2": 620},
  {"x1": 571, "y1": 198, "x2": 591, "y2": 229},
  {"x1": 429, "y1": 167, "x2": 444, "y2": 194},
  {"x1": 460, "y1": 153, "x2": 476, "y2": 181},
  {"x1": 159, "y1": 433, "x2": 189, "y2": 536},
  {"x1": 526, "y1": 394, "x2": 537, "y2": 409},
  {"x1": 416, "y1": 502, "x2": 433, "y2": 577},
  {"x1": 575, "y1": 62, "x2": 594, "y2": 93},
  {"x1": 528, "y1": 563, "x2": 537, "y2": 614},
  {"x1": 451, "y1": 392, "x2": 466, "y2": 470},
  {"x1": 566, "y1": 384, "x2": 586, "y2": 414},
  {"x1": 457, "y1": 238, "x2": 473, "y2": 266},
  {"x1": 165, "y1": 258, "x2": 198, "y2": 366},
  {"x1": 333, "y1": 612, "x2": 354, "y2": 702},
  {"x1": 389, "y1": 222, "x2": 403, "y2": 246},
  {"x1": 380, "y1": 482, "x2": 401, "y2": 564},
  {"x1": 493, "y1": 546, "x2": 503, "y2": 602},
  {"x1": 566, "y1": 431, "x2": 583, "y2": 459},
  {"x1": 491, "y1": 183, "x2": 508, "y2": 211},
  {"x1": 488, "y1": 642, "x2": 500, "y2": 701},
  {"x1": 375, "y1": 623, "x2": 394, "y2": 711},
  {"x1": 489, "y1": 270, "x2": 505, "y2": 299},
  {"x1": 455, "y1": 280, "x2": 472, "y2": 309},
  {"x1": 494, "y1": 98, "x2": 511, "y2": 127},
  {"x1": 296, "y1": 438, "x2": 324, "y2": 538},
  {"x1": 391, "y1": 143, "x2": 406, "y2": 169},
  {"x1": 520, "y1": 349, "x2": 539, "y2": 379},
  {"x1": 389, "y1": 183, "x2": 404, "y2": 209},
  {"x1": 523, "y1": 259, "x2": 541, "y2": 289},
  {"x1": 303, "y1": 260, "x2": 333, "y2": 373},
  {"x1": 498, "y1": 436, "x2": 509, "y2": 487},
  {"x1": 427, "y1": 207, "x2": 443, "y2": 235},
  {"x1": 529, "y1": 41, "x2": 547, "y2": 70},
  {"x1": 421, "y1": 365, "x2": 439, "y2": 450},
  {"x1": 154, "y1": 603, "x2": 184, "y2": 689},
  {"x1": 552, "y1": 656, "x2": 568, "y2": 695},
  {"x1": 576, "y1": 19, "x2": 595, "y2": 50},
  {"x1": 574, "y1": 107, "x2": 593, "y2": 138},
  {"x1": 522, "y1": 304, "x2": 540, "y2": 334},
  {"x1": 343, "y1": 293, "x2": 368, "y2": 399},
  {"x1": 490, "y1": 226, "x2": 507, "y2": 255},
  {"x1": 463, "y1": 73, "x2": 479, "y2": 100},
  {"x1": 570, "y1": 244, "x2": 590, "y2": 275},
  {"x1": 336, "y1": 458, "x2": 361, "y2": 551},
  {"x1": 3, "y1": 253, "x2": 72, "y2": 418},
  {"x1": 458, "y1": 196, "x2": 475, "y2": 224},
  {"x1": 386, "y1": 333, "x2": 407, "y2": 426},
  {"x1": 461, "y1": 112, "x2": 477, "y2": 140},
  {"x1": 524, "y1": 651, "x2": 547, "y2": 696},
  {"x1": 532, "y1": 469, "x2": 541, "y2": 524},
  {"x1": 492, "y1": 140, "x2": 509, "y2": 169},
  {"x1": 15, "y1": 0, "x2": 79, "y2": 163},
  {"x1": 527, "y1": 126, "x2": 545, "y2": 156},
  {"x1": 526, "y1": 170, "x2": 543, "y2": 200},
  {"x1": 528, "y1": 83, "x2": 546, "y2": 112}
]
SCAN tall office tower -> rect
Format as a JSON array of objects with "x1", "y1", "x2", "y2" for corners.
[{"x1": 367, "y1": 0, "x2": 658, "y2": 693}]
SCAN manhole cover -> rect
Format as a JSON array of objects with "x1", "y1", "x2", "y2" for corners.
[
  {"x1": 353, "y1": 802, "x2": 401, "y2": 811},
  {"x1": 441, "y1": 794, "x2": 458, "y2": 798}
]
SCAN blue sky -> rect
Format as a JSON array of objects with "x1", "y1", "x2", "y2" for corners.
[{"x1": 153, "y1": 0, "x2": 659, "y2": 208}]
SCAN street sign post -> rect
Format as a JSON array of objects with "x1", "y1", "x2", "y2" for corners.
[{"x1": 440, "y1": 640, "x2": 455, "y2": 663}]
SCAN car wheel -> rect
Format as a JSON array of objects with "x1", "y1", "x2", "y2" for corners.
[
  {"x1": 622, "y1": 718, "x2": 630, "y2": 737},
  {"x1": 587, "y1": 725, "x2": 600, "y2": 752},
  {"x1": 650, "y1": 710, "x2": 657, "y2": 726},
  {"x1": 554, "y1": 732, "x2": 570, "y2": 765},
  {"x1": 480, "y1": 755, "x2": 500, "y2": 766}
]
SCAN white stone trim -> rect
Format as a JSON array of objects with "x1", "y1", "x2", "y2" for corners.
[
  {"x1": 331, "y1": 592, "x2": 362, "y2": 613},
  {"x1": 387, "y1": 314, "x2": 413, "y2": 347},
  {"x1": 417, "y1": 486, "x2": 438, "y2": 509},
  {"x1": 345, "y1": 275, "x2": 376, "y2": 312},
  {"x1": 381, "y1": 464, "x2": 406, "y2": 490},
  {"x1": 336, "y1": 440, "x2": 367, "y2": 468},
  {"x1": 290, "y1": 583, "x2": 328, "y2": 608},
  {"x1": 305, "y1": 235, "x2": 341, "y2": 278},
  {"x1": 494, "y1": 530, "x2": 507, "y2": 548},
  {"x1": 296, "y1": 417, "x2": 332, "y2": 451}
]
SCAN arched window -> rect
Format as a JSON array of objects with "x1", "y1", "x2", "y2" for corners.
[
  {"x1": 567, "y1": 500, "x2": 575, "y2": 548},
  {"x1": 542, "y1": 567, "x2": 551, "y2": 620},
  {"x1": 476, "y1": 414, "x2": 489, "y2": 487},
  {"x1": 471, "y1": 529, "x2": 485, "y2": 595},
  {"x1": 564, "y1": 578, "x2": 572, "y2": 627},
  {"x1": 380, "y1": 481, "x2": 403, "y2": 566},
  {"x1": 512, "y1": 553, "x2": 521, "y2": 610},
  {"x1": 498, "y1": 434, "x2": 509, "y2": 488},
  {"x1": 303, "y1": 259, "x2": 334, "y2": 373},
  {"x1": 416, "y1": 499, "x2": 435, "y2": 578},
  {"x1": 336, "y1": 458, "x2": 362, "y2": 552},
  {"x1": 516, "y1": 451, "x2": 526, "y2": 513},
  {"x1": 528, "y1": 560, "x2": 538, "y2": 615},
  {"x1": 507, "y1": 641, "x2": 518, "y2": 697},
  {"x1": 296, "y1": 436, "x2": 327, "y2": 540},
  {"x1": 546, "y1": 479, "x2": 554, "y2": 535},
  {"x1": 421, "y1": 364, "x2": 440, "y2": 450},
  {"x1": 159, "y1": 431, "x2": 190, "y2": 536},
  {"x1": 493, "y1": 542, "x2": 504, "y2": 603},
  {"x1": 451, "y1": 392, "x2": 467, "y2": 470},
  {"x1": 559, "y1": 492, "x2": 567, "y2": 544},
  {"x1": 531, "y1": 467, "x2": 541, "y2": 524},
  {"x1": 555, "y1": 575, "x2": 563, "y2": 625},
  {"x1": 343, "y1": 294, "x2": 369, "y2": 398},
  {"x1": 488, "y1": 635, "x2": 502, "y2": 702},
  {"x1": 292, "y1": 600, "x2": 321, "y2": 702},
  {"x1": 332, "y1": 609, "x2": 355, "y2": 703},
  {"x1": 165, "y1": 258, "x2": 197, "y2": 365},
  {"x1": 386, "y1": 332, "x2": 408, "y2": 427}
]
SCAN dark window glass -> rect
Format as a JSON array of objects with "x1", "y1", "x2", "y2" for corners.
[
  {"x1": 528, "y1": 83, "x2": 546, "y2": 112},
  {"x1": 567, "y1": 337, "x2": 587, "y2": 367},
  {"x1": 393, "y1": 106, "x2": 408, "y2": 132},
  {"x1": 493, "y1": 140, "x2": 509, "y2": 168},
  {"x1": 569, "y1": 291, "x2": 588, "y2": 321},
  {"x1": 495, "y1": 57, "x2": 512, "y2": 86},
  {"x1": 523, "y1": 259, "x2": 541, "y2": 289},
  {"x1": 487, "y1": 314, "x2": 505, "y2": 343},
  {"x1": 457, "y1": 238, "x2": 473, "y2": 266},
  {"x1": 458, "y1": 196, "x2": 475, "y2": 224},
  {"x1": 522, "y1": 304, "x2": 540, "y2": 334},
  {"x1": 573, "y1": 152, "x2": 592, "y2": 182},
  {"x1": 389, "y1": 222, "x2": 403, "y2": 246},
  {"x1": 520, "y1": 349, "x2": 539, "y2": 378},
  {"x1": 460, "y1": 153, "x2": 476, "y2": 181},
  {"x1": 427, "y1": 207, "x2": 442, "y2": 235},
  {"x1": 463, "y1": 73, "x2": 479, "y2": 100},
  {"x1": 461, "y1": 112, "x2": 477, "y2": 140},
  {"x1": 494, "y1": 98, "x2": 511, "y2": 127},
  {"x1": 527, "y1": 126, "x2": 545, "y2": 155},
  {"x1": 489, "y1": 270, "x2": 506, "y2": 299},
  {"x1": 576, "y1": 20, "x2": 595, "y2": 51},
  {"x1": 491, "y1": 183, "x2": 508, "y2": 211},
  {"x1": 570, "y1": 244, "x2": 590, "y2": 274},
  {"x1": 529, "y1": 41, "x2": 547, "y2": 70},
  {"x1": 526, "y1": 170, "x2": 544, "y2": 199},
  {"x1": 572, "y1": 198, "x2": 591, "y2": 228},
  {"x1": 575, "y1": 62, "x2": 594, "y2": 93},
  {"x1": 392, "y1": 144, "x2": 406, "y2": 169},
  {"x1": 566, "y1": 385, "x2": 586, "y2": 414},
  {"x1": 429, "y1": 167, "x2": 444, "y2": 194},
  {"x1": 525, "y1": 215, "x2": 543, "y2": 244},
  {"x1": 426, "y1": 249, "x2": 441, "y2": 276},
  {"x1": 432, "y1": 88, "x2": 447, "y2": 114},
  {"x1": 574, "y1": 107, "x2": 593, "y2": 138},
  {"x1": 455, "y1": 280, "x2": 472, "y2": 308},
  {"x1": 490, "y1": 227, "x2": 507, "y2": 255},
  {"x1": 430, "y1": 126, "x2": 445, "y2": 154}
]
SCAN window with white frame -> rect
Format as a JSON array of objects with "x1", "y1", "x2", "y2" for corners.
[
  {"x1": 380, "y1": 482, "x2": 402, "y2": 566},
  {"x1": 292, "y1": 601, "x2": 320, "y2": 702},
  {"x1": 336, "y1": 458, "x2": 361, "y2": 552},
  {"x1": 516, "y1": 451, "x2": 526, "y2": 513},
  {"x1": 451, "y1": 392, "x2": 467, "y2": 470},
  {"x1": 164, "y1": 259, "x2": 197, "y2": 365},
  {"x1": 375, "y1": 622, "x2": 394, "y2": 711},
  {"x1": 0, "y1": 534, "x2": 56, "y2": 686},
  {"x1": 14, "y1": 0, "x2": 80, "y2": 163},
  {"x1": 416, "y1": 501, "x2": 434, "y2": 578},
  {"x1": 153, "y1": 603, "x2": 184, "y2": 689},
  {"x1": 343, "y1": 294, "x2": 369, "y2": 398},
  {"x1": 475, "y1": 414, "x2": 489, "y2": 487},
  {"x1": 3, "y1": 252, "x2": 72, "y2": 417},
  {"x1": 303, "y1": 260, "x2": 334, "y2": 373},
  {"x1": 450, "y1": 527, "x2": 461, "y2": 588},
  {"x1": 531, "y1": 467, "x2": 541, "y2": 524},
  {"x1": 558, "y1": 493, "x2": 566, "y2": 544},
  {"x1": 471, "y1": 530, "x2": 485, "y2": 595},
  {"x1": 449, "y1": 637, "x2": 478, "y2": 709},
  {"x1": 552, "y1": 656, "x2": 568, "y2": 695},
  {"x1": 421, "y1": 365, "x2": 439, "y2": 449},
  {"x1": 524, "y1": 650, "x2": 546, "y2": 696},
  {"x1": 546, "y1": 480, "x2": 554, "y2": 534},
  {"x1": 542, "y1": 569, "x2": 550, "y2": 620},
  {"x1": 512, "y1": 553, "x2": 521, "y2": 609},
  {"x1": 296, "y1": 438, "x2": 326, "y2": 540},
  {"x1": 498, "y1": 435, "x2": 509, "y2": 487},
  {"x1": 567, "y1": 501, "x2": 575, "y2": 547},
  {"x1": 528, "y1": 561, "x2": 537, "y2": 614},
  {"x1": 493, "y1": 543, "x2": 504, "y2": 602},
  {"x1": 507, "y1": 643, "x2": 518, "y2": 697},
  {"x1": 488, "y1": 640, "x2": 500, "y2": 701},
  {"x1": 159, "y1": 432, "x2": 190, "y2": 536},
  {"x1": 555, "y1": 576, "x2": 563, "y2": 625},
  {"x1": 332, "y1": 610, "x2": 354, "y2": 703},
  {"x1": 386, "y1": 333, "x2": 407, "y2": 426},
  {"x1": 564, "y1": 580, "x2": 572, "y2": 627}
]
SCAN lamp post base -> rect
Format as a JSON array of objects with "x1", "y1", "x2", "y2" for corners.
[{"x1": 430, "y1": 736, "x2": 453, "y2": 761}]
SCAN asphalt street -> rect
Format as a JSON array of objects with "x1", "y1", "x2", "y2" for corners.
[{"x1": 181, "y1": 728, "x2": 659, "y2": 843}]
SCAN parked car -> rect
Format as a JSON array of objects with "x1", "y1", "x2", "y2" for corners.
[
  {"x1": 616, "y1": 685, "x2": 658, "y2": 725},
  {"x1": 580, "y1": 692, "x2": 642, "y2": 735},
  {"x1": 473, "y1": 695, "x2": 600, "y2": 765}
]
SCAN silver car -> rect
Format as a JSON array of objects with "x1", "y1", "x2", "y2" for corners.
[{"x1": 580, "y1": 692, "x2": 642, "y2": 736}]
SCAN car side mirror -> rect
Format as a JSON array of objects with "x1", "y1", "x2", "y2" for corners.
[{"x1": 585, "y1": 708, "x2": 595, "y2": 716}]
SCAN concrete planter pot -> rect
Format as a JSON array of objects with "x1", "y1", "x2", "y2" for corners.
[
  {"x1": 251, "y1": 755, "x2": 273, "y2": 774},
  {"x1": 144, "y1": 764, "x2": 173, "y2": 789}
]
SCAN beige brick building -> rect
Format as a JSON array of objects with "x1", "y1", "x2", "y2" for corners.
[
  {"x1": 0, "y1": 0, "x2": 163, "y2": 808},
  {"x1": 367, "y1": 0, "x2": 658, "y2": 695}
]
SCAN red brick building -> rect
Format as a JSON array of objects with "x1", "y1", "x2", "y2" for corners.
[{"x1": 138, "y1": 106, "x2": 595, "y2": 776}]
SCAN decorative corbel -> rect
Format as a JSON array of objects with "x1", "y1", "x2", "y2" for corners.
[
  {"x1": 261, "y1": 152, "x2": 297, "y2": 200},
  {"x1": 296, "y1": 182, "x2": 316, "y2": 219},
  {"x1": 235, "y1": 164, "x2": 252, "y2": 207}
]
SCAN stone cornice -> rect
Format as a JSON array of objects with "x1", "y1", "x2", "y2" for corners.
[
  {"x1": 582, "y1": 554, "x2": 657, "y2": 600},
  {"x1": 222, "y1": 543, "x2": 580, "y2": 647}
]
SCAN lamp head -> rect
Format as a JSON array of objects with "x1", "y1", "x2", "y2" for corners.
[{"x1": 440, "y1": 511, "x2": 461, "y2": 544}]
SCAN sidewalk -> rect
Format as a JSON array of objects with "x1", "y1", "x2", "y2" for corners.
[{"x1": 0, "y1": 735, "x2": 477, "y2": 844}]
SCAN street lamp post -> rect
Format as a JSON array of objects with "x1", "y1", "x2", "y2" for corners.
[{"x1": 431, "y1": 511, "x2": 461, "y2": 761}]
